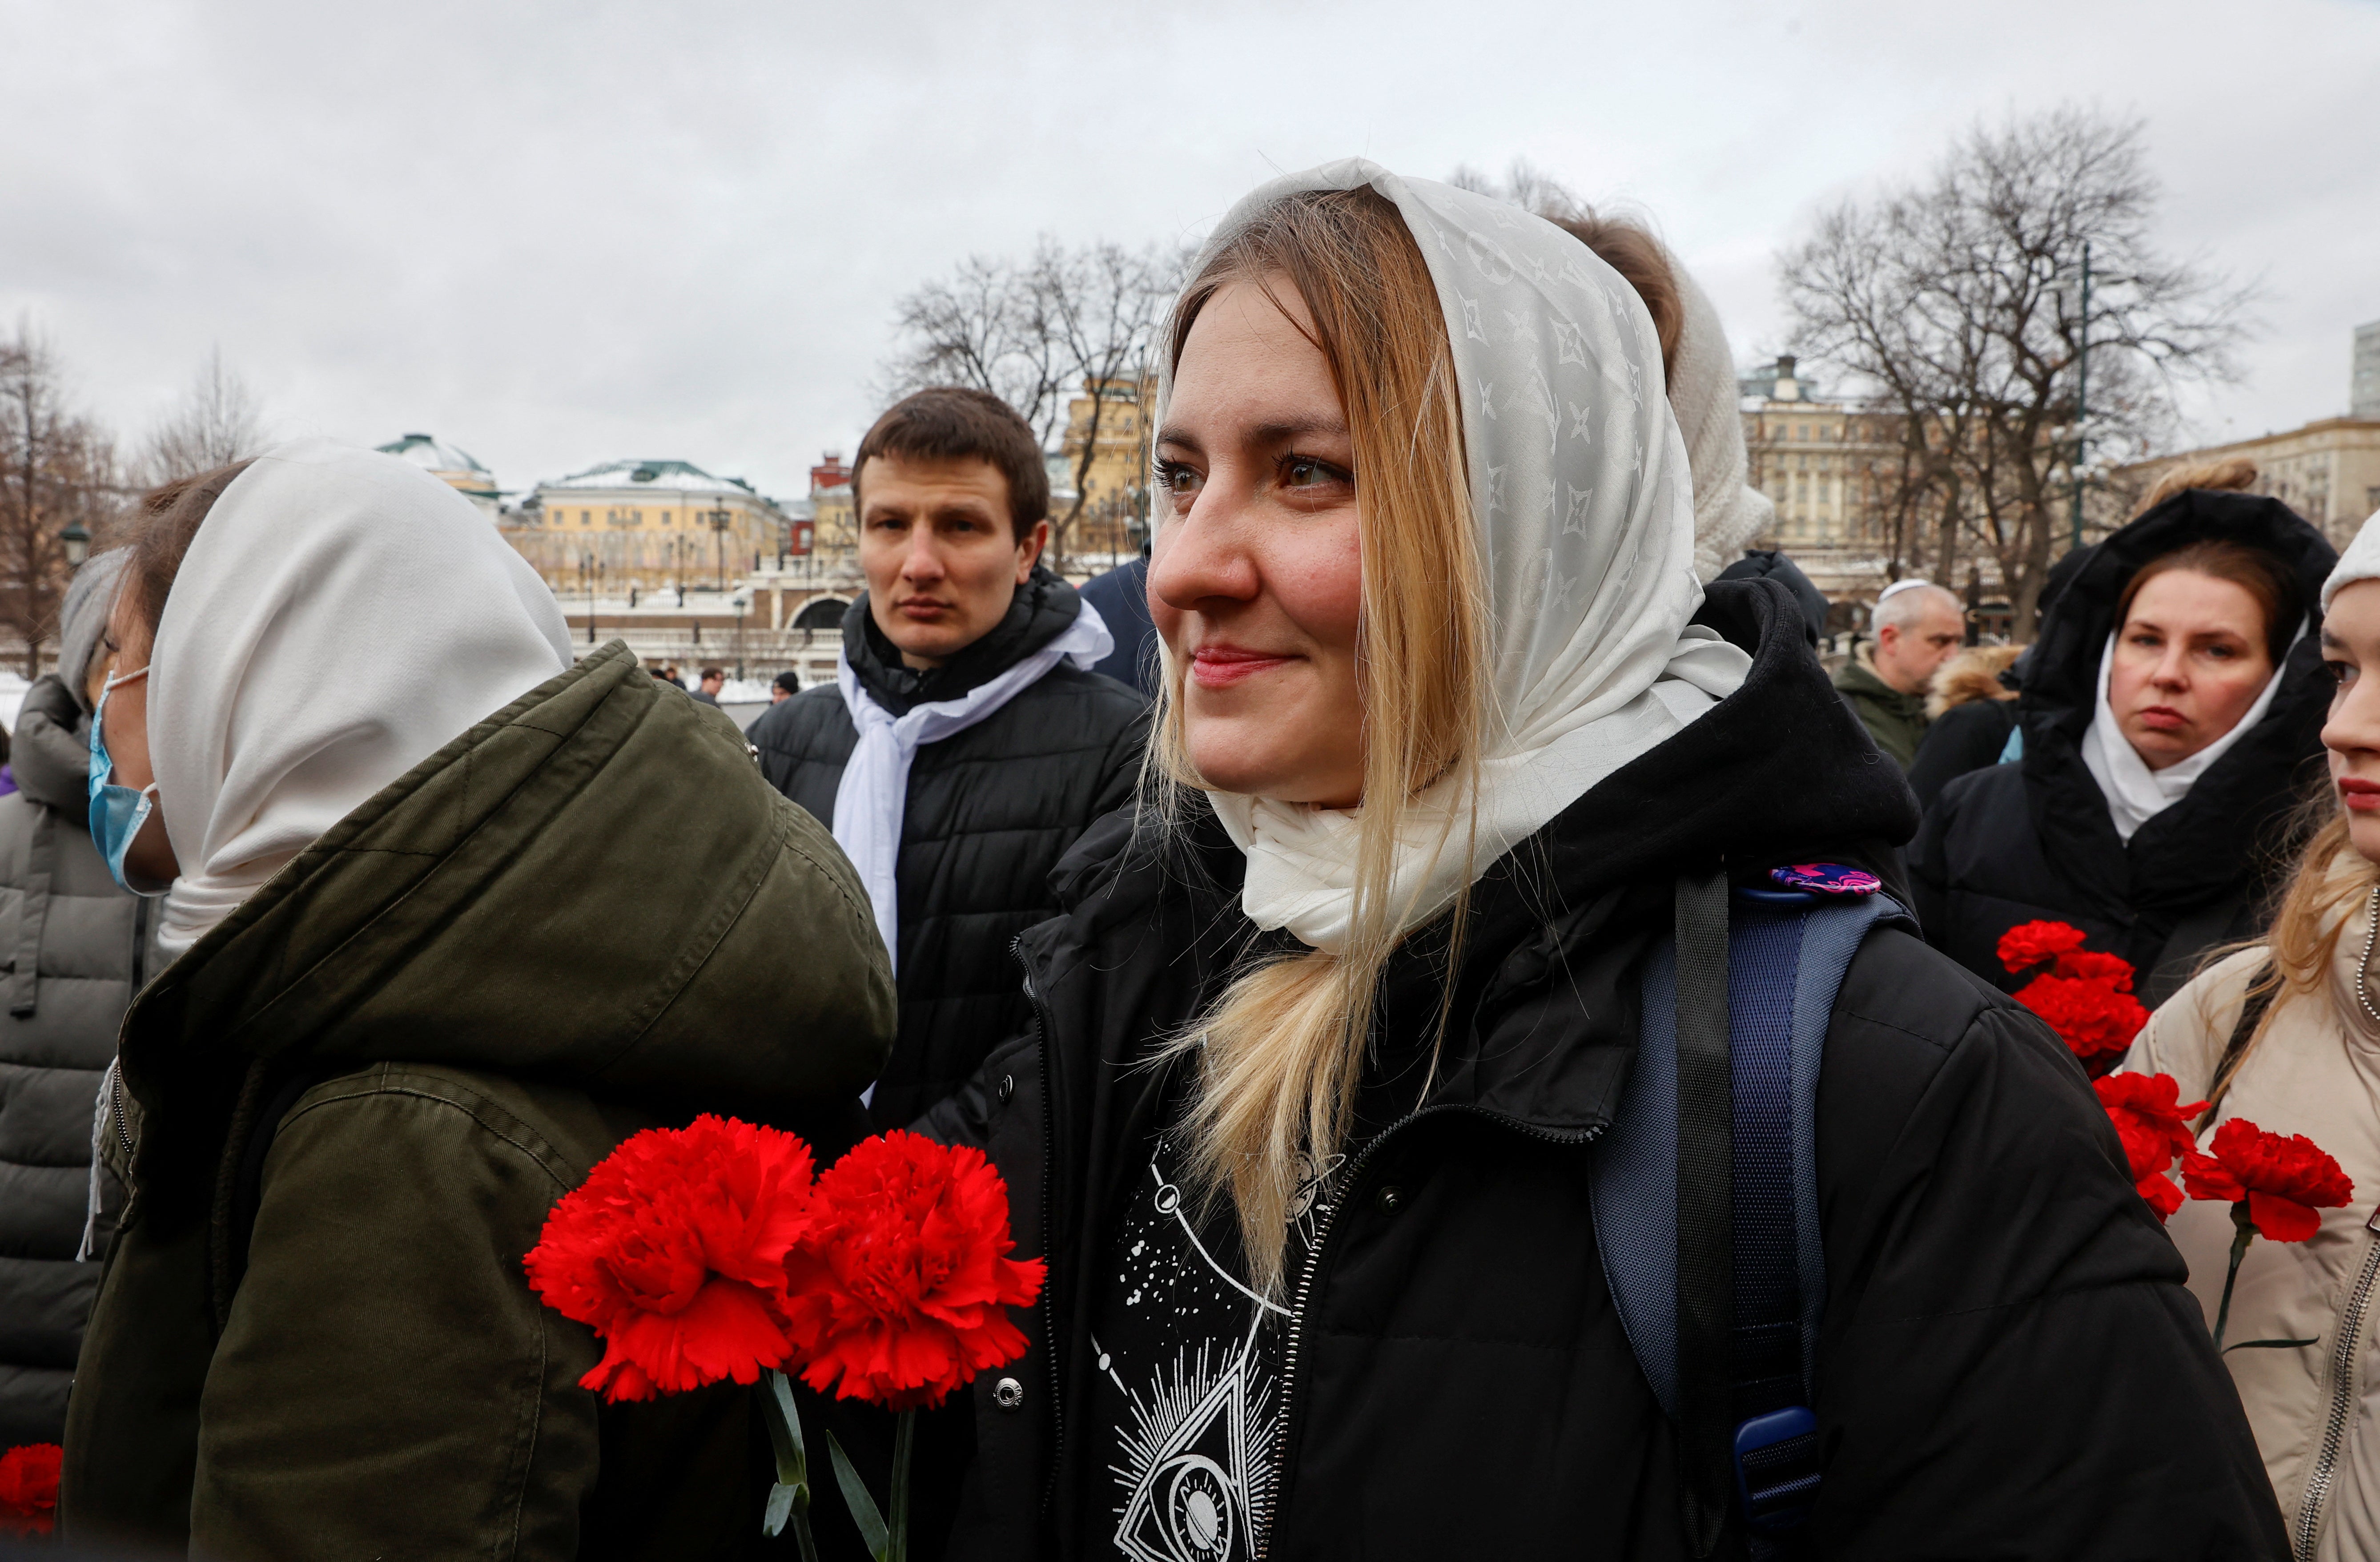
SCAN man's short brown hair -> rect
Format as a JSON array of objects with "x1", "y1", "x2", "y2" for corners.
[{"x1": 853, "y1": 387, "x2": 1049, "y2": 540}]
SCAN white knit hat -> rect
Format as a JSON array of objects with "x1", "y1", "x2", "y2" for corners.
[{"x1": 2321, "y1": 507, "x2": 2380, "y2": 611}]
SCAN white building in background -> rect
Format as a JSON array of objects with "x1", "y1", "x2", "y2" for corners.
[
  {"x1": 377, "y1": 433, "x2": 501, "y2": 519},
  {"x1": 2120, "y1": 323, "x2": 2380, "y2": 548}
]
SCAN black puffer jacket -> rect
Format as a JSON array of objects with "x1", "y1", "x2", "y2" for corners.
[
  {"x1": 749, "y1": 570, "x2": 1146, "y2": 1129},
  {"x1": 924, "y1": 580, "x2": 2282, "y2": 1561},
  {"x1": 1910, "y1": 491, "x2": 2336, "y2": 1007},
  {"x1": 0, "y1": 675, "x2": 152, "y2": 1445}
]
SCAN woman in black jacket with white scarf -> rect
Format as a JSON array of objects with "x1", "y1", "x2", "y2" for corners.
[
  {"x1": 921, "y1": 161, "x2": 2281, "y2": 1561},
  {"x1": 1910, "y1": 491, "x2": 2335, "y2": 1011}
]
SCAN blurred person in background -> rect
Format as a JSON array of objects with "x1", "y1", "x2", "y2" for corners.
[
  {"x1": 1906, "y1": 459, "x2": 2265, "y2": 817},
  {"x1": 1906, "y1": 642, "x2": 2023, "y2": 813},
  {"x1": 771, "y1": 668, "x2": 800, "y2": 703},
  {"x1": 692, "y1": 666, "x2": 724, "y2": 705},
  {"x1": 2119, "y1": 504, "x2": 2380, "y2": 1561},
  {"x1": 1835, "y1": 580, "x2": 1965, "y2": 768},
  {"x1": 62, "y1": 443, "x2": 891, "y2": 1559},
  {"x1": 1076, "y1": 544, "x2": 1156, "y2": 698},
  {"x1": 1716, "y1": 548, "x2": 1831, "y2": 650},
  {"x1": 1911, "y1": 487, "x2": 2334, "y2": 1008},
  {"x1": 0, "y1": 550, "x2": 155, "y2": 1449}
]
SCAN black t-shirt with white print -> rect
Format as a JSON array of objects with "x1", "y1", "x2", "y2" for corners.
[{"x1": 1081, "y1": 1135, "x2": 1344, "y2": 1562}]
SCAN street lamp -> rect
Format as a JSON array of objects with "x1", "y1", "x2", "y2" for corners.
[
  {"x1": 58, "y1": 520, "x2": 89, "y2": 568},
  {"x1": 578, "y1": 552, "x2": 600, "y2": 646},
  {"x1": 706, "y1": 505, "x2": 733, "y2": 591},
  {"x1": 731, "y1": 590, "x2": 749, "y2": 681}
]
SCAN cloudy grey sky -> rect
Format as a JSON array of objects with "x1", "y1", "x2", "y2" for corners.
[{"x1": 4, "y1": 0, "x2": 2374, "y2": 501}]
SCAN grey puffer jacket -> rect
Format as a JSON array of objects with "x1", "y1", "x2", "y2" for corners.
[{"x1": 0, "y1": 674, "x2": 153, "y2": 1445}]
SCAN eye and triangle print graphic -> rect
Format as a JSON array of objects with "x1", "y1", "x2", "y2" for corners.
[{"x1": 1103, "y1": 1145, "x2": 1342, "y2": 1562}]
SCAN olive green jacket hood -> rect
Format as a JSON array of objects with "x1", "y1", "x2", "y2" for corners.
[{"x1": 121, "y1": 640, "x2": 892, "y2": 1180}]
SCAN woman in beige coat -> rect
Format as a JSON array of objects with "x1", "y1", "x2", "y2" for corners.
[{"x1": 2126, "y1": 504, "x2": 2380, "y2": 1560}]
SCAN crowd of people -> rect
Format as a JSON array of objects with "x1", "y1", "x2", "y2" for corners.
[{"x1": 4, "y1": 157, "x2": 2373, "y2": 1559}]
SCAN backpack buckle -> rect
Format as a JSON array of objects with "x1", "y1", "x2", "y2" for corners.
[{"x1": 1733, "y1": 1406, "x2": 1821, "y2": 1533}]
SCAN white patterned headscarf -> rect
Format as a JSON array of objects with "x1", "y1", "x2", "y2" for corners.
[{"x1": 1167, "y1": 160, "x2": 1752, "y2": 953}]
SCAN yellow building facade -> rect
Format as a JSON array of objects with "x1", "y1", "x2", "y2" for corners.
[
  {"x1": 509, "y1": 459, "x2": 787, "y2": 588},
  {"x1": 1055, "y1": 375, "x2": 1154, "y2": 561},
  {"x1": 1738, "y1": 358, "x2": 1900, "y2": 600}
]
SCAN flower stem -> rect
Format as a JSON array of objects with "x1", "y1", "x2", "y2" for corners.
[
  {"x1": 889, "y1": 1408, "x2": 916, "y2": 1562},
  {"x1": 2212, "y1": 1202, "x2": 2256, "y2": 1353}
]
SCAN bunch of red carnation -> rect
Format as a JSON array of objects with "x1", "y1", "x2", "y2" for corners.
[
  {"x1": 1997, "y1": 921, "x2": 2151, "y2": 1076},
  {"x1": 0, "y1": 1443, "x2": 58, "y2": 1536},
  {"x1": 526, "y1": 1118, "x2": 1042, "y2": 1558},
  {"x1": 2095, "y1": 1075, "x2": 2355, "y2": 1350}
]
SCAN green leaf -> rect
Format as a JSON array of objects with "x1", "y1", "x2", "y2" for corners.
[
  {"x1": 763, "y1": 1370, "x2": 810, "y2": 1490},
  {"x1": 828, "y1": 1430, "x2": 890, "y2": 1562},
  {"x1": 2224, "y1": 1336, "x2": 2320, "y2": 1353},
  {"x1": 765, "y1": 1483, "x2": 797, "y2": 1538}
]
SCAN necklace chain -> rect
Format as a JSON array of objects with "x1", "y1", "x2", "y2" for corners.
[{"x1": 2359, "y1": 885, "x2": 2380, "y2": 1028}]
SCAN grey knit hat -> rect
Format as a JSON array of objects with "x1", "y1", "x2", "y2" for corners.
[{"x1": 58, "y1": 548, "x2": 130, "y2": 713}]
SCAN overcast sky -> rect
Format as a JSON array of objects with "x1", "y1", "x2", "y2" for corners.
[{"x1": 4, "y1": 0, "x2": 2374, "y2": 501}]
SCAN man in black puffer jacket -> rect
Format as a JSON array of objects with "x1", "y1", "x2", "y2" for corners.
[
  {"x1": 749, "y1": 388, "x2": 1146, "y2": 1132},
  {"x1": 0, "y1": 551, "x2": 156, "y2": 1445}
]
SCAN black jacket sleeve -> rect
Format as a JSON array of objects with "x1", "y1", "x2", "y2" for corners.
[
  {"x1": 1906, "y1": 699, "x2": 2016, "y2": 814},
  {"x1": 1811, "y1": 933, "x2": 2285, "y2": 1559}
]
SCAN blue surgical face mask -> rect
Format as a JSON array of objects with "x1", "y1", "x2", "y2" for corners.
[{"x1": 88, "y1": 666, "x2": 168, "y2": 897}]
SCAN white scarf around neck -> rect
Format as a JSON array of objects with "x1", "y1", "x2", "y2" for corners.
[
  {"x1": 1181, "y1": 161, "x2": 1753, "y2": 954},
  {"x1": 148, "y1": 439, "x2": 574, "y2": 956},
  {"x1": 2080, "y1": 628, "x2": 2293, "y2": 843},
  {"x1": 830, "y1": 598, "x2": 1111, "y2": 972}
]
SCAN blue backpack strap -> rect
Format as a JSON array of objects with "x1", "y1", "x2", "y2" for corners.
[{"x1": 1592, "y1": 869, "x2": 1905, "y2": 1555}]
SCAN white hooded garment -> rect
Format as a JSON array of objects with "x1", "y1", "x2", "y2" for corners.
[
  {"x1": 1171, "y1": 161, "x2": 1753, "y2": 954},
  {"x1": 147, "y1": 439, "x2": 574, "y2": 956}
]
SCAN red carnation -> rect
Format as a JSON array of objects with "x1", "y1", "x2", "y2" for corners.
[
  {"x1": 784, "y1": 1130, "x2": 1045, "y2": 1411},
  {"x1": 2184, "y1": 1118, "x2": 2355, "y2": 1242},
  {"x1": 2096, "y1": 1072, "x2": 2208, "y2": 1223},
  {"x1": 526, "y1": 1115, "x2": 816, "y2": 1402},
  {"x1": 0, "y1": 1443, "x2": 60, "y2": 1536},
  {"x1": 1998, "y1": 920, "x2": 2088, "y2": 973},
  {"x1": 2015, "y1": 972, "x2": 2151, "y2": 1064},
  {"x1": 2058, "y1": 949, "x2": 2136, "y2": 990}
]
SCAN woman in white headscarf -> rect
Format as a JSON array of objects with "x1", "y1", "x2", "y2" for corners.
[
  {"x1": 1910, "y1": 488, "x2": 2335, "y2": 1014},
  {"x1": 917, "y1": 163, "x2": 2277, "y2": 1560},
  {"x1": 61, "y1": 442, "x2": 892, "y2": 1558}
]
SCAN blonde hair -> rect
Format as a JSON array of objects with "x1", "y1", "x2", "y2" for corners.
[
  {"x1": 2200, "y1": 805, "x2": 2379, "y2": 1124},
  {"x1": 1150, "y1": 188, "x2": 1490, "y2": 1293},
  {"x1": 2136, "y1": 456, "x2": 2258, "y2": 519}
]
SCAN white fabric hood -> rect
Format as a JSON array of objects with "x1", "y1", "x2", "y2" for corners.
[
  {"x1": 1170, "y1": 160, "x2": 1752, "y2": 952},
  {"x1": 148, "y1": 439, "x2": 573, "y2": 955}
]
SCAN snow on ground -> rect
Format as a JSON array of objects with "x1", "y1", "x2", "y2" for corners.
[{"x1": 0, "y1": 672, "x2": 32, "y2": 736}]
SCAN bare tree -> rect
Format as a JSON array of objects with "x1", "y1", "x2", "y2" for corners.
[
  {"x1": 1781, "y1": 108, "x2": 2251, "y2": 634},
  {"x1": 1447, "y1": 157, "x2": 1588, "y2": 223},
  {"x1": 883, "y1": 238, "x2": 1186, "y2": 567},
  {"x1": 0, "y1": 322, "x2": 122, "y2": 676},
  {"x1": 138, "y1": 345, "x2": 265, "y2": 485}
]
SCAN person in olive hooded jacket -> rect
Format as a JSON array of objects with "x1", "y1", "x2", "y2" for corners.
[{"x1": 62, "y1": 443, "x2": 893, "y2": 1560}]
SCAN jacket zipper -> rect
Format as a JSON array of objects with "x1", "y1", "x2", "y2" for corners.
[
  {"x1": 1012, "y1": 935, "x2": 1068, "y2": 1512},
  {"x1": 1257, "y1": 1104, "x2": 1604, "y2": 1558},
  {"x1": 2293, "y1": 1232, "x2": 2380, "y2": 1559}
]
